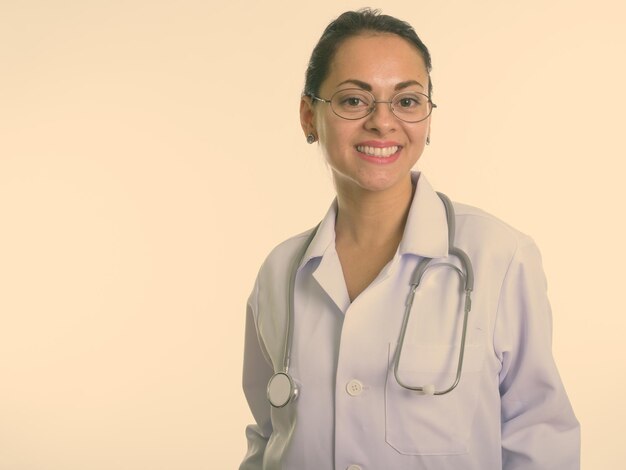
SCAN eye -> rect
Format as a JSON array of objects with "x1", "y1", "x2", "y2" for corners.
[
  {"x1": 332, "y1": 89, "x2": 372, "y2": 111},
  {"x1": 396, "y1": 95, "x2": 423, "y2": 108},
  {"x1": 338, "y1": 95, "x2": 370, "y2": 108},
  {"x1": 345, "y1": 97, "x2": 364, "y2": 107}
]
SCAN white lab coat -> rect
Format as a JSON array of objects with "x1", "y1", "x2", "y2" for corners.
[{"x1": 240, "y1": 172, "x2": 579, "y2": 470}]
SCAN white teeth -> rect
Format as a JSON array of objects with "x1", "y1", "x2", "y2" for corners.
[{"x1": 356, "y1": 145, "x2": 399, "y2": 157}]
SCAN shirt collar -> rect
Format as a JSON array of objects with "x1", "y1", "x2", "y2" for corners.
[{"x1": 299, "y1": 171, "x2": 449, "y2": 269}]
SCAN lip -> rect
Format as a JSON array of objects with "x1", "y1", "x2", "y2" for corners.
[{"x1": 356, "y1": 140, "x2": 402, "y2": 148}]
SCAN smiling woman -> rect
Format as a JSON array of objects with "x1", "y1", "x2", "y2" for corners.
[
  {"x1": 239, "y1": 8, "x2": 580, "y2": 470},
  {"x1": 302, "y1": 34, "x2": 430, "y2": 212},
  {"x1": 301, "y1": 33, "x2": 433, "y2": 301}
]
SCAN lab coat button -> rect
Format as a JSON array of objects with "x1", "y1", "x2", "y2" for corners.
[
  {"x1": 347, "y1": 465, "x2": 362, "y2": 470},
  {"x1": 346, "y1": 379, "x2": 363, "y2": 396}
]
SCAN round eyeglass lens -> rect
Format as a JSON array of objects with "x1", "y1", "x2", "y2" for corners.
[
  {"x1": 330, "y1": 89, "x2": 374, "y2": 119},
  {"x1": 391, "y1": 92, "x2": 433, "y2": 122}
]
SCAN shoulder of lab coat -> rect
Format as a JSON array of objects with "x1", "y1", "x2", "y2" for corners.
[
  {"x1": 452, "y1": 201, "x2": 580, "y2": 467},
  {"x1": 487, "y1": 222, "x2": 580, "y2": 468}
]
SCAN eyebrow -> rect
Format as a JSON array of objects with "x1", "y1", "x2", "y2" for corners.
[
  {"x1": 395, "y1": 80, "x2": 424, "y2": 91},
  {"x1": 336, "y1": 79, "x2": 424, "y2": 91}
]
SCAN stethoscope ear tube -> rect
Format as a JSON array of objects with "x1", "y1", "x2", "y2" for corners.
[
  {"x1": 394, "y1": 193, "x2": 474, "y2": 396},
  {"x1": 394, "y1": 257, "x2": 474, "y2": 396}
]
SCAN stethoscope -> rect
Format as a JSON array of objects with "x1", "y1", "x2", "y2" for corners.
[{"x1": 267, "y1": 192, "x2": 474, "y2": 408}]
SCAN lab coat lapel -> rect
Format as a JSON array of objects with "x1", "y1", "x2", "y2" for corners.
[
  {"x1": 399, "y1": 172, "x2": 449, "y2": 258},
  {"x1": 298, "y1": 200, "x2": 351, "y2": 313},
  {"x1": 312, "y1": 250, "x2": 350, "y2": 313}
]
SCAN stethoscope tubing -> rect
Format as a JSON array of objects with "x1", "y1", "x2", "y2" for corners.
[
  {"x1": 268, "y1": 192, "x2": 473, "y2": 407},
  {"x1": 283, "y1": 225, "x2": 320, "y2": 374}
]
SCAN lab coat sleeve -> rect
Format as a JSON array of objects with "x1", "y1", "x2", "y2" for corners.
[
  {"x1": 240, "y1": 279, "x2": 274, "y2": 470},
  {"x1": 495, "y1": 237, "x2": 580, "y2": 469}
]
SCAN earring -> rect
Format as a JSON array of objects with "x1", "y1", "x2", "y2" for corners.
[
  {"x1": 426, "y1": 136, "x2": 431, "y2": 145},
  {"x1": 306, "y1": 133, "x2": 316, "y2": 144}
]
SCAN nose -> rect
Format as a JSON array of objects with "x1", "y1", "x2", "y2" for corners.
[{"x1": 364, "y1": 99, "x2": 397, "y2": 134}]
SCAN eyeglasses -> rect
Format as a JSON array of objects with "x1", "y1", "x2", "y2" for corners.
[{"x1": 311, "y1": 88, "x2": 437, "y2": 123}]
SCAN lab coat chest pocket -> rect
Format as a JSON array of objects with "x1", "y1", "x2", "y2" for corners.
[{"x1": 385, "y1": 342, "x2": 485, "y2": 455}]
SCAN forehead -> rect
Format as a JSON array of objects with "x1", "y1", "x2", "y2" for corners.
[{"x1": 324, "y1": 33, "x2": 428, "y2": 91}]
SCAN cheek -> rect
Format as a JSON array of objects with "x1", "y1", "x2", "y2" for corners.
[
  {"x1": 316, "y1": 118, "x2": 348, "y2": 149},
  {"x1": 408, "y1": 121, "x2": 430, "y2": 143},
  {"x1": 322, "y1": 114, "x2": 360, "y2": 140},
  {"x1": 319, "y1": 131, "x2": 343, "y2": 165}
]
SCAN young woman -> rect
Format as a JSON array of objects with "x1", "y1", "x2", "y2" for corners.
[{"x1": 240, "y1": 9, "x2": 579, "y2": 470}]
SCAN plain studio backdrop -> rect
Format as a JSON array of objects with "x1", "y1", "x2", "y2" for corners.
[{"x1": 0, "y1": 1, "x2": 624, "y2": 468}]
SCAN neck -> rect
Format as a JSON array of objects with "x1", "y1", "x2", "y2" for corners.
[{"x1": 334, "y1": 175, "x2": 415, "y2": 248}]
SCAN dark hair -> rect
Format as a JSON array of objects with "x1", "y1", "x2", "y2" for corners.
[{"x1": 304, "y1": 8, "x2": 433, "y2": 98}]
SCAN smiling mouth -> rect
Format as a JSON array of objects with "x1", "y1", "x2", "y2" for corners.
[{"x1": 356, "y1": 145, "x2": 401, "y2": 157}]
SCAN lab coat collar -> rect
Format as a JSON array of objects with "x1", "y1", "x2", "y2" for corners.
[
  {"x1": 298, "y1": 199, "x2": 338, "y2": 269},
  {"x1": 398, "y1": 172, "x2": 449, "y2": 258},
  {"x1": 299, "y1": 171, "x2": 449, "y2": 269}
]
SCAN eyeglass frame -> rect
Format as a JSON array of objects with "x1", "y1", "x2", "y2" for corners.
[{"x1": 309, "y1": 88, "x2": 437, "y2": 123}]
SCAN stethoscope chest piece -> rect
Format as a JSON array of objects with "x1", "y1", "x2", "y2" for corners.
[{"x1": 267, "y1": 372, "x2": 297, "y2": 408}]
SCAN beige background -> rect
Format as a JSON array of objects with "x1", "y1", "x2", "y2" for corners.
[{"x1": 1, "y1": 0, "x2": 624, "y2": 468}]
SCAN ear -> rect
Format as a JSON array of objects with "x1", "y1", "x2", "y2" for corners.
[{"x1": 299, "y1": 95, "x2": 316, "y2": 138}]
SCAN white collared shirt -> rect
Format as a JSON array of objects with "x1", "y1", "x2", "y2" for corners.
[{"x1": 240, "y1": 173, "x2": 579, "y2": 470}]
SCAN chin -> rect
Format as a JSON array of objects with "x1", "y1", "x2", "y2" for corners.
[{"x1": 339, "y1": 168, "x2": 413, "y2": 194}]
